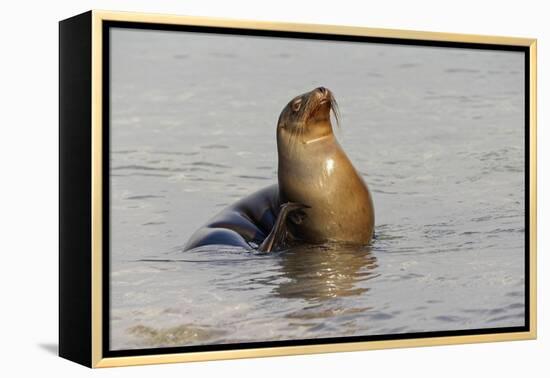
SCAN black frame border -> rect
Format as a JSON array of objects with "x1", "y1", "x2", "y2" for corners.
[{"x1": 101, "y1": 20, "x2": 531, "y2": 359}]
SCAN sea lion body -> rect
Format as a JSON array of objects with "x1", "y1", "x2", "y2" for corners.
[
  {"x1": 184, "y1": 87, "x2": 374, "y2": 252},
  {"x1": 278, "y1": 135, "x2": 374, "y2": 244},
  {"x1": 184, "y1": 185, "x2": 280, "y2": 250}
]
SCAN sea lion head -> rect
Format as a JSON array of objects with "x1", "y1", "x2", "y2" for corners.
[{"x1": 277, "y1": 87, "x2": 340, "y2": 145}]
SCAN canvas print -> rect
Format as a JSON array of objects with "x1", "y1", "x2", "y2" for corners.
[{"x1": 108, "y1": 26, "x2": 526, "y2": 351}]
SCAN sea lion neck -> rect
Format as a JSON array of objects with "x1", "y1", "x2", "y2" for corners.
[{"x1": 276, "y1": 125, "x2": 336, "y2": 161}]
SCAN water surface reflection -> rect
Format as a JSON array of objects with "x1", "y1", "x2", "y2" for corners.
[{"x1": 274, "y1": 243, "x2": 378, "y2": 302}]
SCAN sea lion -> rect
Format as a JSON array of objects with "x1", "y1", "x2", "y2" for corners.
[{"x1": 184, "y1": 87, "x2": 374, "y2": 252}]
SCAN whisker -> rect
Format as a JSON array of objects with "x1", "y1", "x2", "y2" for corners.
[{"x1": 330, "y1": 93, "x2": 341, "y2": 130}]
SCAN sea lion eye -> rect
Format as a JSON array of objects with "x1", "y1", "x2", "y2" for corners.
[{"x1": 292, "y1": 99, "x2": 302, "y2": 112}]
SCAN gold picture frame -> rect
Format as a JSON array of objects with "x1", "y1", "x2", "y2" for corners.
[{"x1": 59, "y1": 10, "x2": 537, "y2": 368}]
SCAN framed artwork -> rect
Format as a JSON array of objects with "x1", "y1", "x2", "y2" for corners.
[{"x1": 59, "y1": 10, "x2": 537, "y2": 368}]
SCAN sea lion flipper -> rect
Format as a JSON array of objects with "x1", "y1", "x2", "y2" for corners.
[{"x1": 258, "y1": 202, "x2": 309, "y2": 253}]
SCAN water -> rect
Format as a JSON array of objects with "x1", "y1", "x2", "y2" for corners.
[{"x1": 109, "y1": 28, "x2": 525, "y2": 350}]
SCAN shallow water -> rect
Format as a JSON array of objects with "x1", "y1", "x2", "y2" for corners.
[{"x1": 109, "y1": 28, "x2": 525, "y2": 350}]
